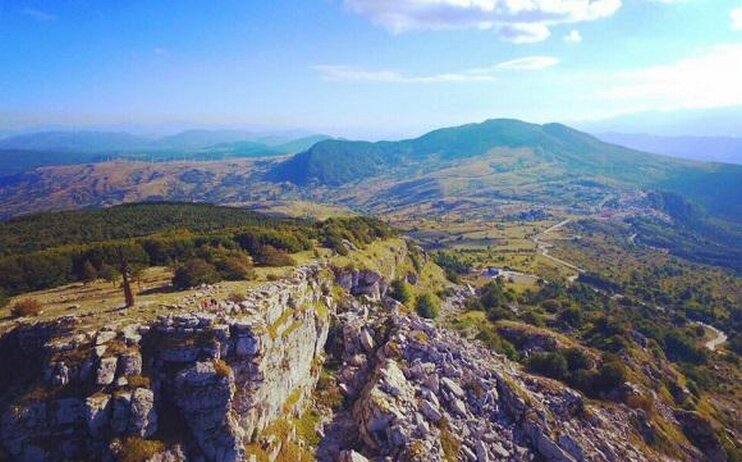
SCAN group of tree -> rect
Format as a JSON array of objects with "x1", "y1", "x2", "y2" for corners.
[{"x1": 0, "y1": 203, "x2": 394, "y2": 297}]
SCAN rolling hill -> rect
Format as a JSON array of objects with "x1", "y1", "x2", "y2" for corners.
[{"x1": 269, "y1": 119, "x2": 742, "y2": 223}]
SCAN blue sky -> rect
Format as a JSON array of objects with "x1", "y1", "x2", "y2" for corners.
[{"x1": 1, "y1": 0, "x2": 741, "y2": 138}]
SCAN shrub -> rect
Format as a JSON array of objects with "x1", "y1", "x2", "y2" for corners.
[
  {"x1": 564, "y1": 348, "x2": 592, "y2": 371},
  {"x1": 475, "y1": 326, "x2": 519, "y2": 361},
  {"x1": 213, "y1": 359, "x2": 232, "y2": 378},
  {"x1": 558, "y1": 307, "x2": 583, "y2": 328},
  {"x1": 416, "y1": 293, "x2": 440, "y2": 319},
  {"x1": 119, "y1": 437, "x2": 166, "y2": 462},
  {"x1": 228, "y1": 292, "x2": 246, "y2": 303},
  {"x1": 172, "y1": 258, "x2": 219, "y2": 289},
  {"x1": 390, "y1": 279, "x2": 413, "y2": 304},
  {"x1": 593, "y1": 361, "x2": 627, "y2": 393},
  {"x1": 11, "y1": 299, "x2": 42, "y2": 318},
  {"x1": 526, "y1": 352, "x2": 568, "y2": 380},
  {"x1": 0, "y1": 290, "x2": 8, "y2": 309},
  {"x1": 216, "y1": 255, "x2": 255, "y2": 281},
  {"x1": 256, "y1": 245, "x2": 295, "y2": 267}
]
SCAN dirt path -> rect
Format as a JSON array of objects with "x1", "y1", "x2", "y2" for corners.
[{"x1": 532, "y1": 219, "x2": 584, "y2": 275}]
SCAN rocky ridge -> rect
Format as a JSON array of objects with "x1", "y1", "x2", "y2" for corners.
[{"x1": 0, "y1": 243, "x2": 718, "y2": 461}]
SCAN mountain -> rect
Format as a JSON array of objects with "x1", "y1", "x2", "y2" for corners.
[
  {"x1": 595, "y1": 133, "x2": 742, "y2": 165},
  {"x1": 0, "y1": 129, "x2": 331, "y2": 174},
  {"x1": 575, "y1": 106, "x2": 742, "y2": 137},
  {"x1": 0, "y1": 131, "x2": 152, "y2": 152},
  {"x1": 269, "y1": 119, "x2": 742, "y2": 223}
]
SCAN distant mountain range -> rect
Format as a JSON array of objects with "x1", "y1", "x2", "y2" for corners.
[
  {"x1": 269, "y1": 119, "x2": 741, "y2": 223},
  {"x1": 1, "y1": 119, "x2": 740, "y2": 227},
  {"x1": 574, "y1": 106, "x2": 742, "y2": 137},
  {"x1": 594, "y1": 133, "x2": 742, "y2": 165},
  {"x1": 0, "y1": 130, "x2": 331, "y2": 174}
]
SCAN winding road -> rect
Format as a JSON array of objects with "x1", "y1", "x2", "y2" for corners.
[{"x1": 532, "y1": 218, "x2": 584, "y2": 277}]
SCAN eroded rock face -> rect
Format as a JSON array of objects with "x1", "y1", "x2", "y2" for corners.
[
  {"x1": 0, "y1": 263, "x2": 345, "y2": 462},
  {"x1": 0, "y1": 247, "x2": 722, "y2": 462},
  {"x1": 322, "y1": 292, "x2": 706, "y2": 462}
]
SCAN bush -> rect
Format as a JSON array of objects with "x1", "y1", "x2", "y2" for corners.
[
  {"x1": 558, "y1": 307, "x2": 583, "y2": 328},
  {"x1": 564, "y1": 348, "x2": 592, "y2": 371},
  {"x1": 11, "y1": 299, "x2": 42, "y2": 318},
  {"x1": 526, "y1": 352, "x2": 568, "y2": 380},
  {"x1": 256, "y1": 245, "x2": 295, "y2": 267},
  {"x1": 119, "y1": 437, "x2": 166, "y2": 462},
  {"x1": 172, "y1": 258, "x2": 219, "y2": 289},
  {"x1": 475, "y1": 326, "x2": 519, "y2": 361},
  {"x1": 0, "y1": 290, "x2": 8, "y2": 309},
  {"x1": 216, "y1": 255, "x2": 255, "y2": 281},
  {"x1": 593, "y1": 361, "x2": 627, "y2": 392},
  {"x1": 213, "y1": 359, "x2": 232, "y2": 378},
  {"x1": 390, "y1": 279, "x2": 413, "y2": 304},
  {"x1": 416, "y1": 293, "x2": 440, "y2": 319}
]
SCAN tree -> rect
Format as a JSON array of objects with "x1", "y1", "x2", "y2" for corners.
[
  {"x1": 81, "y1": 260, "x2": 98, "y2": 284},
  {"x1": 0, "y1": 289, "x2": 8, "y2": 309},
  {"x1": 216, "y1": 255, "x2": 255, "y2": 281},
  {"x1": 416, "y1": 293, "x2": 440, "y2": 319},
  {"x1": 256, "y1": 245, "x2": 295, "y2": 267},
  {"x1": 98, "y1": 263, "x2": 120, "y2": 288},
  {"x1": 172, "y1": 258, "x2": 220, "y2": 289}
]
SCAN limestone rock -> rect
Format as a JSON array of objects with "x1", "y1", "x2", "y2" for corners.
[
  {"x1": 129, "y1": 388, "x2": 157, "y2": 437},
  {"x1": 84, "y1": 394, "x2": 111, "y2": 437},
  {"x1": 96, "y1": 357, "x2": 118, "y2": 386}
]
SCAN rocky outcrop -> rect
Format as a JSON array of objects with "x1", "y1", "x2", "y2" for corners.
[
  {"x1": 0, "y1": 245, "x2": 722, "y2": 462},
  {"x1": 0, "y1": 261, "x2": 349, "y2": 461},
  {"x1": 319, "y1": 292, "x2": 706, "y2": 462}
]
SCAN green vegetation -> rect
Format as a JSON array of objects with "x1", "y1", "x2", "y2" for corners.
[
  {"x1": 269, "y1": 119, "x2": 741, "y2": 225},
  {"x1": 416, "y1": 293, "x2": 440, "y2": 319},
  {"x1": 118, "y1": 437, "x2": 166, "y2": 462},
  {"x1": 390, "y1": 279, "x2": 413, "y2": 304},
  {"x1": 172, "y1": 258, "x2": 221, "y2": 289},
  {"x1": 0, "y1": 203, "x2": 393, "y2": 296}
]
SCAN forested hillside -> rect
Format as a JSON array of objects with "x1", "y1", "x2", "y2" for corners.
[{"x1": 0, "y1": 202, "x2": 393, "y2": 296}]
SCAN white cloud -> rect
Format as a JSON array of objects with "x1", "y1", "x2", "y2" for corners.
[
  {"x1": 22, "y1": 8, "x2": 56, "y2": 21},
  {"x1": 564, "y1": 29, "x2": 582, "y2": 44},
  {"x1": 732, "y1": 7, "x2": 742, "y2": 30},
  {"x1": 495, "y1": 56, "x2": 560, "y2": 70},
  {"x1": 600, "y1": 44, "x2": 742, "y2": 110},
  {"x1": 343, "y1": 0, "x2": 621, "y2": 43},
  {"x1": 314, "y1": 55, "x2": 559, "y2": 83}
]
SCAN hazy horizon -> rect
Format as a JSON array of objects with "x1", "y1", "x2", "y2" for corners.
[{"x1": 2, "y1": 1, "x2": 741, "y2": 139}]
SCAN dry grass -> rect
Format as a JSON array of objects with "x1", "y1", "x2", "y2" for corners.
[
  {"x1": 118, "y1": 437, "x2": 166, "y2": 462},
  {"x1": 213, "y1": 359, "x2": 232, "y2": 378}
]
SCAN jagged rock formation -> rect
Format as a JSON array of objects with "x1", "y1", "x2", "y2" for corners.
[{"x1": 0, "y1": 244, "x2": 723, "y2": 461}]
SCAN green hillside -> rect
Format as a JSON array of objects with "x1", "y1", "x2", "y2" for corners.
[{"x1": 269, "y1": 119, "x2": 742, "y2": 222}]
